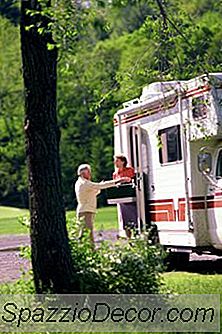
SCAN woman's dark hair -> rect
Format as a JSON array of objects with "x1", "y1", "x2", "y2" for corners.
[{"x1": 115, "y1": 155, "x2": 128, "y2": 168}]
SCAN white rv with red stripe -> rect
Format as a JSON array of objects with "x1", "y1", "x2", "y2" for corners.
[{"x1": 111, "y1": 73, "x2": 222, "y2": 259}]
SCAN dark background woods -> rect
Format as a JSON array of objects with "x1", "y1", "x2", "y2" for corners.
[{"x1": 1, "y1": 0, "x2": 222, "y2": 209}]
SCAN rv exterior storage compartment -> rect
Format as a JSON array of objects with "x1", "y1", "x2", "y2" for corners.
[{"x1": 106, "y1": 184, "x2": 136, "y2": 204}]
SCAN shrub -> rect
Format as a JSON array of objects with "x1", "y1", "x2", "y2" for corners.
[
  {"x1": 0, "y1": 217, "x2": 164, "y2": 295},
  {"x1": 68, "y1": 217, "x2": 165, "y2": 294}
]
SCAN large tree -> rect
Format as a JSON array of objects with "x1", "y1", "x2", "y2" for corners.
[{"x1": 20, "y1": 0, "x2": 74, "y2": 293}]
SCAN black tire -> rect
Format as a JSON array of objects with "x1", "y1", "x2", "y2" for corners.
[
  {"x1": 165, "y1": 252, "x2": 190, "y2": 271},
  {"x1": 149, "y1": 224, "x2": 160, "y2": 245}
]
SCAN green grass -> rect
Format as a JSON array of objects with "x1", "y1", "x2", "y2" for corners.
[
  {"x1": 0, "y1": 206, "x2": 118, "y2": 235},
  {"x1": 0, "y1": 206, "x2": 29, "y2": 235},
  {"x1": 66, "y1": 206, "x2": 118, "y2": 231},
  {"x1": 163, "y1": 271, "x2": 222, "y2": 294},
  {"x1": 0, "y1": 272, "x2": 221, "y2": 333},
  {"x1": 161, "y1": 272, "x2": 222, "y2": 334}
]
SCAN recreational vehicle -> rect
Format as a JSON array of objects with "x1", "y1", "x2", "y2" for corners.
[{"x1": 108, "y1": 73, "x2": 222, "y2": 263}]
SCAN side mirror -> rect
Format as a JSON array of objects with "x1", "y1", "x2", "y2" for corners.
[{"x1": 198, "y1": 152, "x2": 212, "y2": 174}]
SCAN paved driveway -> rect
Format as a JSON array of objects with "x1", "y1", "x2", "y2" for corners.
[{"x1": 0, "y1": 232, "x2": 222, "y2": 283}]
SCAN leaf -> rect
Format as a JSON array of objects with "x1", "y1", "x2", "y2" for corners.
[
  {"x1": 25, "y1": 25, "x2": 34, "y2": 31},
  {"x1": 47, "y1": 43, "x2": 56, "y2": 50}
]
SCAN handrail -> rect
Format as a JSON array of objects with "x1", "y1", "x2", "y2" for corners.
[{"x1": 202, "y1": 171, "x2": 222, "y2": 189}]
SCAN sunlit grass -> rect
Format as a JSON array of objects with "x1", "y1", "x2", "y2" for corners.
[
  {"x1": 0, "y1": 272, "x2": 221, "y2": 334},
  {"x1": 0, "y1": 206, "x2": 118, "y2": 235}
]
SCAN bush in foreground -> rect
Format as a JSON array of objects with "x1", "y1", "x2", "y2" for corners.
[
  {"x1": 68, "y1": 218, "x2": 164, "y2": 294},
  {"x1": 0, "y1": 217, "x2": 164, "y2": 294}
]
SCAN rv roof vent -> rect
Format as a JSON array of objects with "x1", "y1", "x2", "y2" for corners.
[
  {"x1": 123, "y1": 98, "x2": 140, "y2": 108},
  {"x1": 140, "y1": 81, "x2": 179, "y2": 101}
]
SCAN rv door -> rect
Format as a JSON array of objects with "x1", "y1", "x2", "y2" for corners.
[
  {"x1": 207, "y1": 148, "x2": 222, "y2": 249},
  {"x1": 130, "y1": 125, "x2": 148, "y2": 233}
]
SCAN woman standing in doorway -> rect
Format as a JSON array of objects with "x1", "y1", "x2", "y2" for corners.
[{"x1": 113, "y1": 155, "x2": 138, "y2": 238}]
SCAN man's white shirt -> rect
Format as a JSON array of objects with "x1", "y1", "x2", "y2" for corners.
[{"x1": 75, "y1": 177, "x2": 117, "y2": 214}]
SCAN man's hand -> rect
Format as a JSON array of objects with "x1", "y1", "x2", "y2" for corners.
[{"x1": 119, "y1": 176, "x2": 132, "y2": 183}]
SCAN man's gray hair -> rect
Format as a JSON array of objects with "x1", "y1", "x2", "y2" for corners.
[{"x1": 77, "y1": 164, "x2": 91, "y2": 176}]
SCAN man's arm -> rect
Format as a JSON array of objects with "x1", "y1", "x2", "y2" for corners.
[{"x1": 85, "y1": 179, "x2": 119, "y2": 190}]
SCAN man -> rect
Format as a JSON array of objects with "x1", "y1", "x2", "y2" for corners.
[
  {"x1": 113, "y1": 155, "x2": 137, "y2": 238},
  {"x1": 75, "y1": 164, "x2": 127, "y2": 243}
]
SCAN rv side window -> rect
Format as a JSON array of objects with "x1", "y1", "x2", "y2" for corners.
[
  {"x1": 158, "y1": 125, "x2": 182, "y2": 164},
  {"x1": 216, "y1": 150, "x2": 222, "y2": 179}
]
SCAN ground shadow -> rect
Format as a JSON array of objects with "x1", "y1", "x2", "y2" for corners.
[{"x1": 171, "y1": 257, "x2": 222, "y2": 275}]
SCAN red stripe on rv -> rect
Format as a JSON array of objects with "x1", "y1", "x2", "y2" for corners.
[
  {"x1": 207, "y1": 201, "x2": 222, "y2": 208},
  {"x1": 148, "y1": 198, "x2": 173, "y2": 204},
  {"x1": 149, "y1": 194, "x2": 222, "y2": 222},
  {"x1": 114, "y1": 86, "x2": 211, "y2": 126},
  {"x1": 149, "y1": 203, "x2": 176, "y2": 222},
  {"x1": 123, "y1": 96, "x2": 178, "y2": 123},
  {"x1": 215, "y1": 192, "x2": 222, "y2": 197},
  {"x1": 184, "y1": 86, "x2": 210, "y2": 98},
  {"x1": 191, "y1": 202, "x2": 205, "y2": 209},
  {"x1": 150, "y1": 212, "x2": 170, "y2": 222},
  {"x1": 178, "y1": 203, "x2": 185, "y2": 221}
]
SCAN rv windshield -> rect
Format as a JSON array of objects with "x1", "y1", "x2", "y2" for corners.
[{"x1": 216, "y1": 150, "x2": 222, "y2": 179}]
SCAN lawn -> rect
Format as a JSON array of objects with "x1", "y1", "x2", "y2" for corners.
[
  {"x1": 0, "y1": 272, "x2": 221, "y2": 333},
  {"x1": 0, "y1": 206, "x2": 29, "y2": 235},
  {"x1": 161, "y1": 272, "x2": 221, "y2": 333},
  {"x1": 1, "y1": 208, "x2": 221, "y2": 333},
  {"x1": 163, "y1": 271, "x2": 222, "y2": 294},
  {"x1": 0, "y1": 206, "x2": 118, "y2": 235}
]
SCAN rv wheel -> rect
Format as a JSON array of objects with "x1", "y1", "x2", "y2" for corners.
[
  {"x1": 166, "y1": 252, "x2": 190, "y2": 271},
  {"x1": 149, "y1": 224, "x2": 160, "y2": 245}
]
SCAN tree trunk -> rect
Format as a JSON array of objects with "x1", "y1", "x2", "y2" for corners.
[{"x1": 20, "y1": 0, "x2": 75, "y2": 293}]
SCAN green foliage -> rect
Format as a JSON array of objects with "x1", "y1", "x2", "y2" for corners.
[
  {"x1": 0, "y1": 0, "x2": 20, "y2": 26},
  {"x1": 0, "y1": 273, "x2": 34, "y2": 294},
  {"x1": 0, "y1": 16, "x2": 27, "y2": 206},
  {"x1": 68, "y1": 217, "x2": 164, "y2": 293},
  {"x1": 101, "y1": 0, "x2": 154, "y2": 36},
  {"x1": 0, "y1": 216, "x2": 164, "y2": 294}
]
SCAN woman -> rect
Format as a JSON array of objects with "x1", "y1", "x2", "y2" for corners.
[{"x1": 113, "y1": 155, "x2": 138, "y2": 238}]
